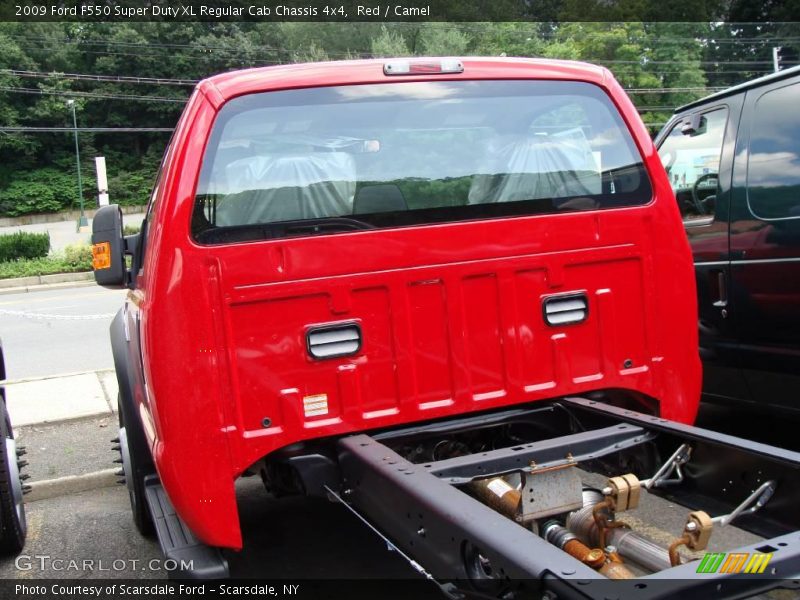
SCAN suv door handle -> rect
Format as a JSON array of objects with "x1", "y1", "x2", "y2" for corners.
[{"x1": 711, "y1": 269, "x2": 728, "y2": 309}]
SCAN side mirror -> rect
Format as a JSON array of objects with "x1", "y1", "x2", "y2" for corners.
[
  {"x1": 91, "y1": 204, "x2": 126, "y2": 288},
  {"x1": 681, "y1": 113, "x2": 706, "y2": 137}
]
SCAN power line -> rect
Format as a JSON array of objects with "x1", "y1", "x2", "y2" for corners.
[
  {"x1": 7, "y1": 34, "x2": 287, "y2": 53},
  {"x1": 10, "y1": 27, "x2": 800, "y2": 48},
  {"x1": 12, "y1": 39, "x2": 798, "y2": 67},
  {"x1": 11, "y1": 32, "x2": 798, "y2": 64},
  {"x1": 0, "y1": 127, "x2": 173, "y2": 132},
  {"x1": 0, "y1": 86, "x2": 187, "y2": 103},
  {"x1": 0, "y1": 69, "x2": 196, "y2": 87},
  {"x1": 642, "y1": 69, "x2": 773, "y2": 75},
  {"x1": 628, "y1": 85, "x2": 737, "y2": 96},
  {"x1": 10, "y1": 40, "x2": 288, "y2": 62},
  {"x1": 10, "y1": 43, "x2": 283, "y2": 64},
  {"x1": 595, "y1": 59, "x2": 799, "y2": 65},
  {"x1": 8, "y1": 32, "x2": 800, "y2": 68},
  {"x1": 7, "y1": 23, "x2": 799, "y2": 51},
  {"x1": 6, "y1": 34, "x2": 367, "y2": 59},
  {"x1": 0, "y1": 69, "x2": 782, "y2": 97},
  {"x1": 626, "y1": 87, "x2": 726, "y2": 93},
  {"x1": 0, "y1": 69, "x2": 724, "y2": 95}
]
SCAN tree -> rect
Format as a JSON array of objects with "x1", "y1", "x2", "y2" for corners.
[
  {"x1": 418, "y1": 23, "x2": 471, "y2": 56},
  {"x1": 0, "y1": 19, "x2": 789, "y2": 216},
  {"x1": 371, "y1": 25, "x2": 411, "y2": 57}
]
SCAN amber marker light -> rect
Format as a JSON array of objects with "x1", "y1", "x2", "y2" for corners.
[{"x1": 92, "y1": 242, "x2": 111, "y2": 270}]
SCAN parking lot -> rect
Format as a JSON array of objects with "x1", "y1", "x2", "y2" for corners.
[
  {"x1": 2, "y1": 404, "x2": 799, "y2": 589},
  {"x1": 0, "y1": 478, "x2": 439, "y2": 592}
]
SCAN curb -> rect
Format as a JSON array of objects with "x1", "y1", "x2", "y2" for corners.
[
  {"x1": 26, "y1": 468, "x2": 118, "y2": 502},
  {"x1": 15, "y1": 410, "x2": 116, "y2": 429},
  {"x1": 3, "y1": 367, "x2": 114, "y2": 386},
  {"x1": 0, "y1": 272, "x2": 94, "y2": 295}
]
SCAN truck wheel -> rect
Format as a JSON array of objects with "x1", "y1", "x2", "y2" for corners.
[
  {"x1": 0, "y1": 401, "x2": 26, "y2": 555},
  {"x1": 114, "y1": 395, "x2": 154, "y2": 536}
]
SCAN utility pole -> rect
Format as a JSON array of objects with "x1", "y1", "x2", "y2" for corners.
[
  {"x1": 95, "y1": 157, "x2": 109, "y2": 206},
  {"x1": 66, "y1": 99, "x2": 88, "y2": 231},
  {"x1": 773, "y1": 47, "x2": 782, "y2": 73}
]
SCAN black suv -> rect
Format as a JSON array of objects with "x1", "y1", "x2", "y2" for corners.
[{"x1": 656, "y1": 65, "x2": 800, "y2": 412}]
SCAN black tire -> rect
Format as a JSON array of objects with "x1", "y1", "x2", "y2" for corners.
[
  {"x1": 0, "y1": 401, "x2": 26, "y2": 555},
  {"x1": 117, "y1": 394, "x2": 155, "y2": 536}
]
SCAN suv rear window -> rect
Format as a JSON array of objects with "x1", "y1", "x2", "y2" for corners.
[{"x1": 192, "y1": 80, "x2": 651, "y2": 244}]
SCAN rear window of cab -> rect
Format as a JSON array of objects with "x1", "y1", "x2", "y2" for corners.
[{"x1": 192, "y1": 80, "x2": 652, "y2": 244}]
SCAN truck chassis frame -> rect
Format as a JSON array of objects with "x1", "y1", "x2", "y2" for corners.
[{"x1": 334, "y1": 398, "x2": 800, "y2": 599}]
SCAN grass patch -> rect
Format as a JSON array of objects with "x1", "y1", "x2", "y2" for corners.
[{"x1": 0, "y1": 257, "x2": 91, "y2": 279}]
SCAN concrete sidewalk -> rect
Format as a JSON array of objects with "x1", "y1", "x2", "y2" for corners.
[
  {"x1": 4, "y1": 369, "x2": 121, "y2": 501},
  {"x1": 5, "y1": 369, "x2": 118, "y2": 427}
]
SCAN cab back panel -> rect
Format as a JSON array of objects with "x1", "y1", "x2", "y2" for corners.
[{"x1": 219, "y1": 211, "x2": 654, "y2": 441}]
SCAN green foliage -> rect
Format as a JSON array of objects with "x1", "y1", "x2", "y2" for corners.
[
  {"x1": 107, "y1": 169, "x2": 155, "y2": 207},
  {"x1": 0, "y1": 20, "x2": 797, "y2": 217},
  {"x1": 371, "y1": 26, "x2": 411, "y2": 57},
  {"x1": 62, "y1": 243, "x2": 92, "y2": 269},
  {"x1": 0, "y1": 167, "x2": 95, "y2": 216},
  {"x1": 0, "y1": 241, "x2": 93, "y2": 279},
  {"x1": 418, "y1": 24, "x2": 471, "y2": 56},
  {"x1": 0, "y1": 253, "x2": 91, "y2": 279},
  {"x1": 123, "y1": 223, "x2": 142, "y2": 236},
  {"x1": 0, "y1": 231, "x2": 50, "y2": 263}
]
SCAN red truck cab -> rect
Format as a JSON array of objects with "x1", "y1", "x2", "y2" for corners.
[{"x1": 94, "y1": 60, "x2": 800, "y2": 596}]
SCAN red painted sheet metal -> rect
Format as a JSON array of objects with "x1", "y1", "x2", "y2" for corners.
[{"x1": 218, "y1": 213, "x2": 663, "y2": 468}]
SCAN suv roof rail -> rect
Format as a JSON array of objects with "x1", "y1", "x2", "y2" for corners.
[{"x1": 676, "y1": 64, "x2": 800, "y2": 113}]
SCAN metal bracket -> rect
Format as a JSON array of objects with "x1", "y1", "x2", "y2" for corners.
[{"x1": 519, "y1": 462, "x2": 583, "y2": 522}]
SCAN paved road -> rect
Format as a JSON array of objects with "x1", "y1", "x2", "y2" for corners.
[
  {"x1": 0, "y1": 286, "x2": 126, "y2": 379},
  {"x1": 0, "y1": 480, "x2": 438, "y2": 590},
  {"x1": 0, "y1": 486, "x2": 162, "y2": 580}
]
